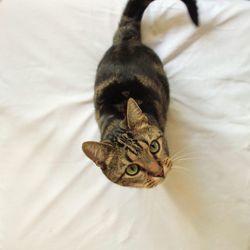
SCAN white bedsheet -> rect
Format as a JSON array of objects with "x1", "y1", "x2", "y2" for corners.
[{"x1": 1, "y1": 0, "x2": 250, "y2": 249}]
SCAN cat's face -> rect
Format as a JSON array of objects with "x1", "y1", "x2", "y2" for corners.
[
  {"x1": 82, "y1": 98, "x2": 172, "y2": 188},
  {"x1": 104, "y1": 125, "x2": 171, "y2": 188}
]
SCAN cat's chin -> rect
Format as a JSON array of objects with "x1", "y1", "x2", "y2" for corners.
[
  {"x1": 145, "y1": 164, "x2": 172, "y2": 188},
  {"x1": 148, "y1": 177, "x2": 165, "y2": 188}
]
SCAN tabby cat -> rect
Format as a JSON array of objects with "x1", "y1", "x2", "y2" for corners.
[{"x1": 82, "y1": 0, "x2": 199, "y2": 188}]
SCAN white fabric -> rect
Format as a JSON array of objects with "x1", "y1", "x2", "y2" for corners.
[{"x1": 1, "y1": 0, "x2": 250, "y2": 249}]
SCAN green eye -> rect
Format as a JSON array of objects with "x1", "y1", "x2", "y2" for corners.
[
  {"x1": 125, "y1": 164, "x2": 140, "y2": 176},
  {"x1": 150, "y1": 140, "x2": 160, "y2": 154}
]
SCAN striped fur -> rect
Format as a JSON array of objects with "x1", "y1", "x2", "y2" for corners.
[
  {"x1": 82, "y1": 0, "x2": 199, "y2": 188},
  {"x1": 114, "y1": 0, "x2": 198, "y2": 44}
]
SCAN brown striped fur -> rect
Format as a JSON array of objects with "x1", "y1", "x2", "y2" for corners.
[{"x1": 82, "y1": 0, "x2": 199, "y2": 188}]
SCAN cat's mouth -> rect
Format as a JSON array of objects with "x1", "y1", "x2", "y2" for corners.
[
  {"x1": 163, "y1": 158, "x2": 173, "y2": 176},
  {"x1": 147, "y1": 160, "x2": 172, "y2": 188}
]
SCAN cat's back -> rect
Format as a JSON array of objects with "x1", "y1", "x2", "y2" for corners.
[
  {"x1": 95, "y1": 42, "x2": 165, "y2": 87},
  {"x1": 94, "y1": 41, "x2": 170, "y2": 132}
]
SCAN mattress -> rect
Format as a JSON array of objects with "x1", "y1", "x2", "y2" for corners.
[{"x1": 1, "y1": 0, "x2": 250, "y2": 249}]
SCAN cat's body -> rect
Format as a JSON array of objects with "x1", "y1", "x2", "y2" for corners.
[
  {"x1": 95, "y1": 40, "x2": 169, "y2": 137},
  {"x1": 83, "y1": 0, "x2": 199, "y2": 188}
]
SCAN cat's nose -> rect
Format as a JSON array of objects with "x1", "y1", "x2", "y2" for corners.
[
  {"x1": 147, "y1": 162, "x2": 164, "y2": 177},
  {"x1": 154, "y1": 169, "x2": 164, "y2": 178}
]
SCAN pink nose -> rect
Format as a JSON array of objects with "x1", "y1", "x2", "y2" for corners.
[
  {"x1": 147, "y1": 162, "x2": 164, "y2": 177},
  {"x1": 154, "y1": 169, "x2": 164, "y2": 177}
]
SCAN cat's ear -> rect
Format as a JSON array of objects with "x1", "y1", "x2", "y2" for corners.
[
  {"x1": 126, "y1": 98, "x2": 148, "y2": 130},
  {"x1": 82, "y1": 141, "x2": 113, "y2": 168}
]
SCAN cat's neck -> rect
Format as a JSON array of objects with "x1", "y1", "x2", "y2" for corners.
[
  {"x1": 100, "y1": 116, "x2": 125, "y2": 141},
  {"x1": 100, "y1": 113, "x2": 161, "y2": 142}
]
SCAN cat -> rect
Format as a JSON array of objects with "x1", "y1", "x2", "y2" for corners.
[{"x1": 82, "y1": 0, "x2": 199, "y2": 188}]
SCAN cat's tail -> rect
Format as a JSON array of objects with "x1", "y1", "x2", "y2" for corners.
[{"x1": 113, "y1": 0, "x2": 199, "y2": 45}]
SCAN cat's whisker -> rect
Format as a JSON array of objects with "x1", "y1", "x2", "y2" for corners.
[
  {"x1": 171, "y1": 149, "x2": 207, "y2": 164},
  {"x1": 170, "y1": 151, "x2": 197, "y2": 159},
  {"x1": 170, "y1": 147, "x2": 198, "y2": 157},
  {"x1": 172, "y1": 165, "x2": 190, "y2": 172},
  {"x1": 170, "y1": 154, "x2": 190, "y2": 162},
  {"x1": 171, "y1": 165, "x2": 193, "y2": 177},
  {"x1": 170, "y1": 152, "x2": 203, "y2": 162},
  {"x1": 171, "y1": 157, "x2": 190, "y2": 163},
  {"x1": 171, "y1": 156, "x2": 199, "y2": 163},
  {"x1": 170, "y1": 153, "x2": 186, "y2": 161},
  {"x1": 170, "y1": 148, "x2": 200, "y2": 159},
  {"x1": 169, "y1": 151, "x2": 182, "y2": 160}
]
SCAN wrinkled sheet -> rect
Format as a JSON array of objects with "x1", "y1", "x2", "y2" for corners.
[{"x1": 1, "y1": 0, "x2": 250, "y2": 249}]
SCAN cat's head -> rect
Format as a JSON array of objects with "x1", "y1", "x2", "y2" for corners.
[{"x1": 82, "y1": 98, "x2": 172, "y2": 188}]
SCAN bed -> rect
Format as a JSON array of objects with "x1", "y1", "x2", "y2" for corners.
[{"x1": 1, "y1": 0, "x2": 250, "y2": 249}]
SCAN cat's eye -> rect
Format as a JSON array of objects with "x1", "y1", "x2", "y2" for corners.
[
  {"x1": 125, "y1": 164, "x2": 140, "y2": 176},
  {"x1": 150, "y1": 140, "x2": 160, "y2": 154}
]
